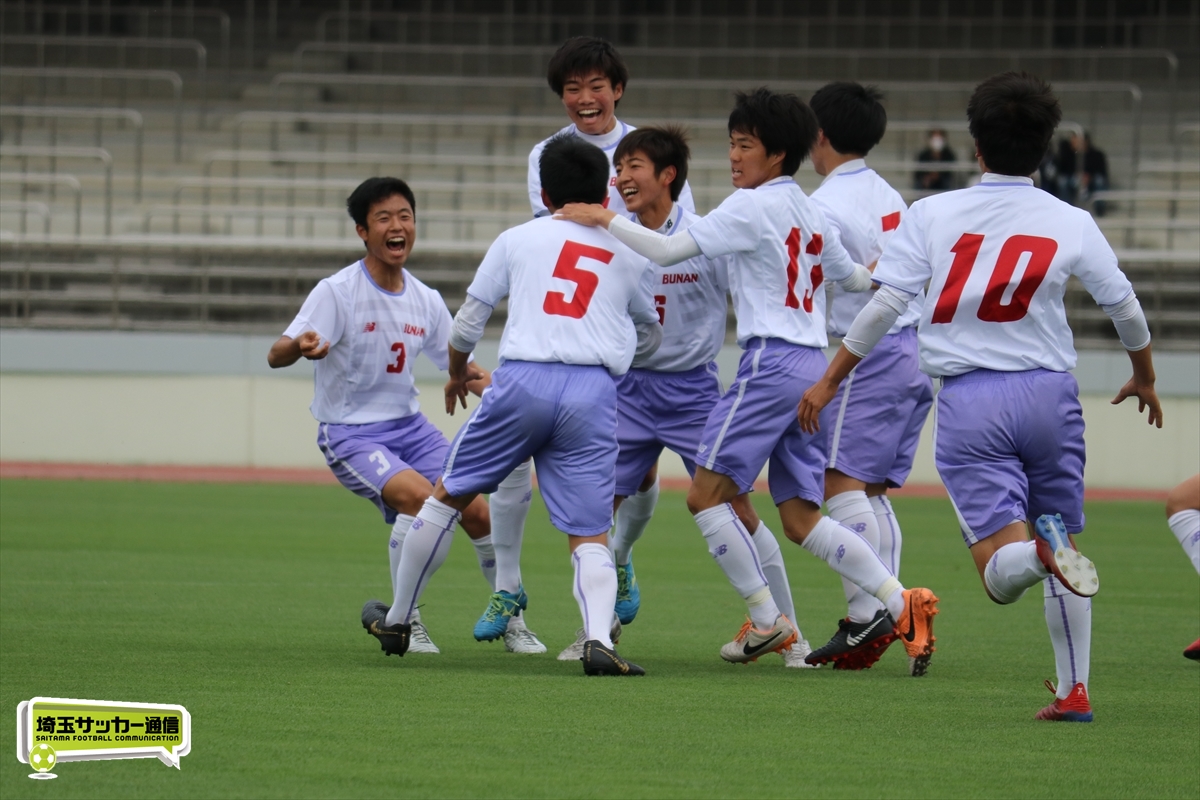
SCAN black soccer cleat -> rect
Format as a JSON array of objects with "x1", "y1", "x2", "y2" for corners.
[
  {"x1": 804, "y1": 609, "x2": 898, "y2": 670},
  {"x1": 361, "y1": 599, "x2": 410, "y2": 657},
  {"x1": 581, "y1": 640, "x2": 645, "y2": 676}
]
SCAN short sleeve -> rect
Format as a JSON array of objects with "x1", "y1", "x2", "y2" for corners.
[
  {"x1": 872, "y1": 200, "x2": 933, "y2": 295},
  {"x1": 283, "y1": 280, "x2": 345, "y2": 346},
  {"x1": 627, "y1": 264, "x2": 660, "y2": 328},
  {"x1": 1074, "y1": 214, "x2": 1133, "y2": 306},
  {"x1": 423, "y1": 296, "x2": 454, "y2": 371},
  {"x1": 677, "y1": 180, "x2": 697, "y2": 213},
  {"x1": 528, "y1": 143, "x2": 547, "y2": 217},
  {"x1": 465, "y1": 231, "x2": 511, "y2": 307},
  {"x1": 686, "y1": 191, "x2": 762, "y2": 259},
  {"x1": 815, "y1": 209, "x2": 858, "y2": 283}
]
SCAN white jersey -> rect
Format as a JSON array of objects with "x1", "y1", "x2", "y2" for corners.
[
  {"x1": 631, "y1": 204, "x2": 729, "y2": 372},
  {"x1": 466, "y1": 216, "x2": 658, "y2": 376},
  {"x1": 874, "y1": 173, "x2": 1135, "y2": 377},
  {"x1": 811, "y1": 159, "x2": 923, "y2": 338},
  {"x1": 686, "y1": 176, "x2": 860, "y2": 349},
  {"x1": 527, "y1": 120, "x2": 696, "y2": 218},
  {"x1": 284, "y1": 261, "x2": 455, "y2": 424}
]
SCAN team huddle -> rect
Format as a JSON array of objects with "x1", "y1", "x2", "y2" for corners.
[{"x1": 268, "y1": 38, "x2": 1166, "y2": 719}]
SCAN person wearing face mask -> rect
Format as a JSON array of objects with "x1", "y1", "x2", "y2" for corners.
[{"x1": 914, "y1": 128, "x2": 957, "y2": 192}]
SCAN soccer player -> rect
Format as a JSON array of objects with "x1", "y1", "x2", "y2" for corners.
[
  {"x1": 562, "y1": 124, "x2": 816, "y2": 667},
  {"x1": 269, "y1": 176, "x2": 544, "y2": 657},
  {"x1": 802, "y1": 82, "x2": 934, "y2": 669},
  {"x1": 367, "y1": 135, "x2": 662, "y2": 676},
  {"x1": 527, "y1": 36, "x2": 694, "y2": 218},
  {"x1": 556, "y1": 88, "x2": 940, "y2": 673},
  {"x1": 798, "y1": 72, "x2": 1164, "y2": 719},
  {"x1": 1165, "y1": 474, "x2": 1200, "y2": 659}
]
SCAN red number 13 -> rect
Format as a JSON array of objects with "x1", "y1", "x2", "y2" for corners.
[{"x1": 785, "y1": 227, "x2": 824, "y2": 312}]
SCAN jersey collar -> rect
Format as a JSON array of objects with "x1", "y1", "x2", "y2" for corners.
[
  {"x1": 979, "y1": 172, "x2": 1035, "y2": 187},
  {"x1": 571, "y1": 119, "x2": 629, "y2": 152},
  {"x1": 820, "y1": 158, "x2": 869, "y2": 185},
  {"x1": 358, "y1": 260, "x2": 407, "y2": 297},
  {"x1": 628, "y1": 203, "x2": 683, "y2": 235},
  {"x1": 758, "y1": 175, "x2": 796, "y2": 190}
]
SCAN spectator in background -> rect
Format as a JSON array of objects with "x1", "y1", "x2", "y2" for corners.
[
  {"x1": 913, "y1": 129, "x2": 957, "y2": 192},
  {"x1": 1056, "y1": 132, "x2": 1109, "y2": 215}
]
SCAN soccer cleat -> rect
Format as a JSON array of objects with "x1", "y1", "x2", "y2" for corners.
[
  {"x1": 407, "y1": 620, "x2": 440, "y2": 654},
  {"x1": 781, "y1": 637, "x2": 820, "y2": 669},
  {"x1": 581, "y1": 640, "x2": 645, "y2": 676},
  {"x1": 503, "y1": 614, "x2": 547, "y2": 654},
  {"x1": 893, "y1": 588, "x2": 939, "y2": 676},
  {"x1": 719, "y1": 615, "x2": 798, "y2": 664},
  {"x1": 1033, "y1": 514, "x2": 1098, "y2": 598},
  {"x1": 1184, "y1": 638, "x2": 1200, "y2": 661},
  {"x1": 1035, "y1": 680, "x2": 1093, "y2": 722},
  {"x1": 361, "y1": 599, "x2": 410, "y2": 657},
  {"x1": 804, "y1": 610, "x2": 898, "y2": 670},
  {"x1": 614, "y1": 562, "x2": 641, "y2": 625},
  {"x1": 557, "y1": 617, "x2": 622, "y2": 661},
  {"x1": 473, "y1": 586, "x2": 529, "y2": 642}
]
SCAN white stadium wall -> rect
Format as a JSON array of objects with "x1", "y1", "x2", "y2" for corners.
[{"x1": 1, "y1": 331, "x2": 1198, "y2": 491}]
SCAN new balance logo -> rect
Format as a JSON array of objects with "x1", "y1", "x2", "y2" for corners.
[
  {"x1": 851, "y1": 523, "x2": 868, "y2": 533},
  {"x1": 835, "y1": 544, "x2": 846, "y2": 563},
  {"x1": 712, "y1": 544, "x2": 728, "y2": 558},
  {"x1": 481, "y1": 559, "x2": 496, "y2": 569},
  {"x1": 363, "y1": 322, "x2": 376, "y2": 332},
  {"x1": 389, "y1": 538, "x2": 399, "y2": 549},
  {"x1": 411, "y1": 519, "x2": 424, "y2": 530},
  {"x1": 521, "y1": 491, "x2": 533, "y2": 503}
]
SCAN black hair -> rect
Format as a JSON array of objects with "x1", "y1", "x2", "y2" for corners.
[
  {"x1": 809, "y1": 82, "x2": 887, "y2": 157},
  {"x1": 539, "y1": 133, "x2": 609, "y2": 208},
  {"x1": 546, "y1": 36, "x2": 629, "y2": 104},
  {"x1": 613, "y1": 126, "x2": 690, "y2": 202},
  {"x1": 967, "y1": 72, "x2": 1062, "y2": 177},
  {"x1": 728, "y1": 87, "x2": 819, "y2": 176},
  {"x1": 346, "y1": 177, "x2": 416, "y2": 227}
]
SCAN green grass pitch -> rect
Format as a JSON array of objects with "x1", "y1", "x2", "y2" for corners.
[{"x1": 1, "y1": 478, "x2": 1197, "y2": 799}]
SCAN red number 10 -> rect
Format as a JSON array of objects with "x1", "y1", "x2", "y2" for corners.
[
  {"x1": 785, "y1": 227, "x2": 823, "y2": 313},
  {"x1": 931, "y1": 233, "x2": 1058, "y2": 324}
]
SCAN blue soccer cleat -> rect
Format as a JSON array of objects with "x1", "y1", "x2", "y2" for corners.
[
  {"x1": 1033, "y1": 514, "x2": 1098, "y2": 598},
  {"x1": 614, "y1": 562, "x2": 641, "y2": 625},
  {"x1": 473, "y1": 586, "x2": 528, "y2": 642}
]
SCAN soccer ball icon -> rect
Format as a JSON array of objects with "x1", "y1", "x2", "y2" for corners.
[{"x1": 29, "y1": 743, "x2": 57, "y2": 772}]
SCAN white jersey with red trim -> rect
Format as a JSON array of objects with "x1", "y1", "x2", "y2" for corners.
[
  {"x1": 686, "y1": 176, "x2": 860, "y2": 349},
  {"x1": 527, "y1": 121, "x2": 695, "y2": 218},
  {"x1": 283, "y1": 261, "x2": 454, "y2": 424},
  {"x1": 873, "y1": 173, "x2": 1135, "y2": 376},
  {"x1": 631, "y1": 204, "x2": 730, "y2": 372},
  {"x1": 811, "y1": 159, "x2": 922, "y2": 337},
  {"x1": 466, "y1": 216, "x2": 658, "y2": 376}
]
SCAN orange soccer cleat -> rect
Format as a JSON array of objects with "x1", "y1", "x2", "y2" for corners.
[
  {"x1": 1035, "y1": 680, "x2": 1093, "y2": 722},
  {"x1": 893, "y1": 588, "x2": 939, "y2": 676}
]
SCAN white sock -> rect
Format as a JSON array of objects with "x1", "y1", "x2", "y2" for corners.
[
  {"x1": 983, "y1": 540, "x2": 1048, "y2": 604},
  {"x1": 471, "y1": 534, "x2": 497, "y2": 590},
  {"x1": 802, "y1": 516, "x2": 904, "y2": 619},
  {"x1": 1044, "y1": 576, "x2": 1091, "y2": 697},
  {"x1": 871, "y1": 494, "x2": 902, "y2": 579},
  {"x1": 828, "y1": 490, "x2": 884, "y2": 623},
  {"x1": 611, "y1": 476, "x2": 659, "y2": 565},
  {"x1": 490, "y1": 461, "x2": 532, "y2": 593},
  {"x1": 572, "y1": 542, "x2": 618, "y2": 648},
  {"x1": 694, "y1": 504, "x2": 778, "y2": 629},
  {"x1": 752, "y1": 522, "x2": 797, "y2": 626},
  {"x1": 386, "y1": 498, "x2": 460, "y2": 626},
  {"x1": 1168, "y1": 509, "x2": 1200, "y2": 573},
  {"x1": 388, "y1": 514, "x2": 414, "y2": 599}
]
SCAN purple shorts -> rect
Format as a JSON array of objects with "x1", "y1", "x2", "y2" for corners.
[
  {"x1": 827, "y1": 327, "x2": 934, "y2": 488},
  {"x1": 443, "y1": 360, "x2": 618, "y2": 536},
  {"x1": 318, "y1": 413, "x2": 449, "y2": 524},
  {"x1": 697, "y1": 338, "x2": 832, "y2": 507},
  {"x1": 614, "y1": 362, "x2": 723, "y2": 497},
  {"x1": 934, "y1": 368, "x2": 1086, "y2": 545}
]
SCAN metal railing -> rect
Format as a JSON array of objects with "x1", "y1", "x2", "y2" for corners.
[
  {"x1": 0, "y1": 146, "x2": 110, "y2": 233},
  {"x1": 0, "y1": 172, "x2": 82, "y2": 236},
  {"x1": 0, "y1": 199, "x2": 50, "y2": 235},
  {"x1": 0, "y1": 106, "x2": 143, "y2": 200},
  {"x1": 0, "y1": 67, "x2": 183, "y2": 159}
]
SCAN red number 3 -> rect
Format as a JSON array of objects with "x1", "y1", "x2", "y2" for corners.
[
  {"x1": 932, "y1": 233, "x2": 1057, "y2": 324},
  {"x1": 386, "y1": 341, "x2": 406, "y2": 373},
  {"x1": 785, "y1": 227, "x2": 824, "y2": 312},
  {"x1": 543, "y1": 240, "x2": 613, "y2": 319}
]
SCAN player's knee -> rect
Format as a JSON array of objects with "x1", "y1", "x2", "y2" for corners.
[
  {"x1": 730, "y1": 494, "x2": 760, "y2": 532},
  {"x1": 381, "y1": 470, "x2": 433, "y2": 517},
  {"x1": 1165, "y1": 475, "x2": 1200, "y2": 518},
  {"x1": 459, "y1": 497, "x2": 491, "y2": 538}
]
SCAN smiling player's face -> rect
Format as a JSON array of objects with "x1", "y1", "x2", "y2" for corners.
[
  {"x1": 615, "y1": 152, "x2": 674, "y2": 215},
  {"x1": 357, "y1": 194, "x2": 416, "y2": 270},
  {"x1": 728, "y1": 130, "x2": 784, "y2": 189},
  {"x1": 561, "y1": 70, "x2": 623, "y2": 136}
]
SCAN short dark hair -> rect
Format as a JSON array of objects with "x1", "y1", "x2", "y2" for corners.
[
  {"x1": 613, "y1": 126, "x2": 690, "y2": 202},
  {"x1": 346, "y1": 177, "x2": 416, "y2": 227},
  {"x1": 810, "y1": 82, "x2": 887, "y2": 157},
  {"x1": 967, "y1": 72, "x2": 1062, "y2": 177},
  {"x1": 728, "y1": 87, "x2": 818, "y2": 176},
  {"x1": 539, "y1": 133, "x2": 609, "y2": 208},
  {"x1": 546, "y1": 36, "x2": 629, "y2": 102}
]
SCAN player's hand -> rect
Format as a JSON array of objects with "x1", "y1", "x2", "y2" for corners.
[
  {"x1": 296, "y1": 330, "x2": 329, "y2": 360},
  {"x1": 553, "y1": 203, "x2": 617, "y2": 228},
  {"x1": 797, "y1": 378, "x2": 839, "y2": 434},
  {"x1": 464, "y1": 363, "x2": 491, "y2": 397},
  {"x1": 1112, "y1": 376, "x2": 1164, "y2": 428},
  {"x1": 444, "y1": 374, "x2": 471, "y2": 415}
]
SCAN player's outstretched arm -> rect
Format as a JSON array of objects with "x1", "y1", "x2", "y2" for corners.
[
  {"x1": 553, "y1": 203, "x2": 616, "y2": 228},
  {"x1": 267, "y1": 331, "x2": 328, "y2": 368},
  {"x1": 1112, "y1": 344, "x2": 1164, "y2": 428}
]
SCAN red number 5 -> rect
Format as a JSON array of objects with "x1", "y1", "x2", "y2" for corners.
[
  {"x1": 386, "y1": 341, "x2": 406, "y2": 373},
  {"x1": 543, "y1": 240, "x2": 613, "y2": 319},
  {"x1": 932, "y1": 233, "x2": 1058, "y2": 324}
]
